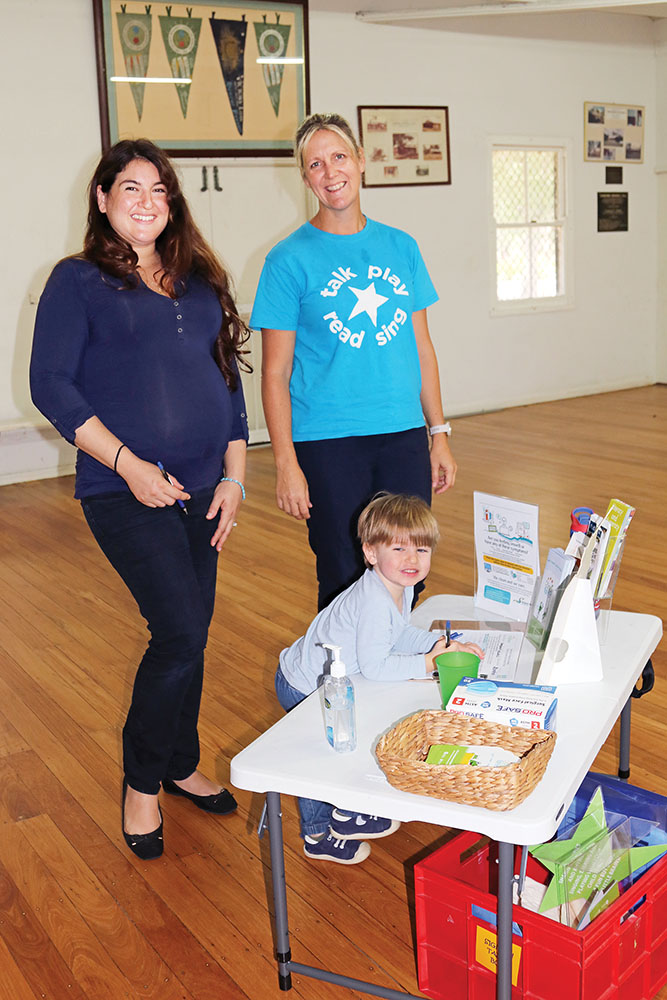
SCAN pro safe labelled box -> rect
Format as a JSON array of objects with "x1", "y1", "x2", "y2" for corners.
[{"x1": 414, "y1": 829, "x2": 667, "y2": 1000}]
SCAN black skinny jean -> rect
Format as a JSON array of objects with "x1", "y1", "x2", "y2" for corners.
[
  {"x1": 294, "y1": 426, "x2": 432, "y2": 610},
  {"x1": 81, "y1": 485, "x2": 219, "y2": 795}
]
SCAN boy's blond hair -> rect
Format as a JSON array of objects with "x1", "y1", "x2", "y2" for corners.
[
  {"x1": 357, "y1": 493, "x2": 440, "y2": 566},
  {"x1": 294, "y1": 112, "x2": 362, "y2": 178}
]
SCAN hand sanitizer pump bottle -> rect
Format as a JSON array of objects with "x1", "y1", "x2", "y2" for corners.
[{"x1": 322, "y1": 643, "x2": 357, "y2": 753}]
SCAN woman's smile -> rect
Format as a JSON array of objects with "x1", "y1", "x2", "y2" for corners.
[
  {"x1": 96, "y1": 158, "x2": 169, "y2": 257},
  {"x1": 303, "y1": 130, "x2": 365, "y2": 217}
]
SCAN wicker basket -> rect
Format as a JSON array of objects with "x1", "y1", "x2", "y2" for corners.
[{"x1": 375, "y1": 710, "x2": 556, "y2": 811}]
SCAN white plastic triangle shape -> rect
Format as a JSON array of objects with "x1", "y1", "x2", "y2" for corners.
[{"x1": 536, "y1": 575, "x2": 603, "y2": 685}]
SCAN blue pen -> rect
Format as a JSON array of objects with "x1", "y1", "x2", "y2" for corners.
[
  {"x1": 431, "y1": 624, "x2": 463, "y2": 679},
  {"x1": 157, "y1": 461, "x2": 188, "y2": 514}
]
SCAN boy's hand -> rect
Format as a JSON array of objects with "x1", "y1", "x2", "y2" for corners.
[
  {"x1": 447, "y1": 639, "x2": 484, "y2": 658},
  {"x1": 425, "y1": 637, "x2": 484, "y2": 673}
]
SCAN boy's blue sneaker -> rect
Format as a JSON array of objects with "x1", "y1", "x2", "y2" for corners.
[
  {"x1": 303, "y1": 832, "x2": 371, "y2": 865},
  {"x1": 329, "y1": 809, "x2": 401, "y2": 841}
]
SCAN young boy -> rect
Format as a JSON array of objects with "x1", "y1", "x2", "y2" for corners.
[{"x1": 275, "y1": 492, "x2": 483, "y2": 865}]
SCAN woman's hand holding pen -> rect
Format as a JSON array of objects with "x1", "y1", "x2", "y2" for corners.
[
  {"x1": 116, "y1": 451, "x2": 191, "y2": 509},
  {"x1": 206, "y1": 480, "x2": 243, "y2": 551},
  {"x1": 73, "y1": 416, "x2": 190, "y2": 509}
]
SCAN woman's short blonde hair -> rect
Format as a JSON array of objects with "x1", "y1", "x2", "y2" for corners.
[
  {"x1": 358, "y1": 493, "x2": 440, "y2": 562},
  {"x1": 294, "y1": 112, "x2": 362, "y2": 177}
]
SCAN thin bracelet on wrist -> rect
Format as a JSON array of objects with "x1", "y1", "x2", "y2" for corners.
[
  {"x1": 220, "y1": 476, "x2": 246, "y2": 500},
  {"x1": 113, "y1": 443, "x2": 126, "y2": 473},
  {"x1": 429, "y1": 422, "x2": 452, "y2": 437}
]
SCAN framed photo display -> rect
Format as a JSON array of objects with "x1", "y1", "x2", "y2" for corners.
[
  {"x1": 93, "y1": 0, "x2": 310, "y2": 156},
  {"x1": 357, "y1": 106, "x2": 451, "y2": 187},
  {"x1": 584, "y1": 102, "x2": 644, "y2": 164}
]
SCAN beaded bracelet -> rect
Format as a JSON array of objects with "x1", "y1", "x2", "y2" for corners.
[
  {"x1": 220, "y1": 476, "x2": 246, "y2": 500},
  {"x1": 113, "y1": 443, "x2": 126, "y2": 473}
]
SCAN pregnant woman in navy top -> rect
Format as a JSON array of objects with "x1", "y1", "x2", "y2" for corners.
[{"x1": 30, "y1": 139, "x2": 249, "y2": 859}]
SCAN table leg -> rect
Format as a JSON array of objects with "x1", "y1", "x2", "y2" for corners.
[
  {"x1": 266, "y1": 791, "x2": 293, "y2": 991},
  {"x1": 264, "y1": 791, "x2": 425, "y2": 999},
  {"x1": 496, "y1": 842, "x2": 514, "y2": 1000},
  {"x1": 618, "y1": 697, "x2": 631, "y2": 781}
]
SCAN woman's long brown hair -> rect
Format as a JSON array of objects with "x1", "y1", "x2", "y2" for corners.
[{"x1": 83, "y1": 139, "x2": 250, "y2": 389}]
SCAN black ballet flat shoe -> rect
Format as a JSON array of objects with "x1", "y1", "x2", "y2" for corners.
[
  {"x1": 162, "y1": 777, "x2": 238, "y2": 815},
  {"x1": 122, "y1": 780, "x2": 164, "y2": 860}
]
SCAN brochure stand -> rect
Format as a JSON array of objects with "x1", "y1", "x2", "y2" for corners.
[
  {"x1": 467, "y1": 495, "x2": 632, "y2": 684},
  {"x1": 595, "y1": 533, "x2": 627, "y2": 645},
  {"x1": 536, "y1": 574, "x2": 603, "y2": 685}
]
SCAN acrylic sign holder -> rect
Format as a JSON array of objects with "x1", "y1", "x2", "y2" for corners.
[{"x1": 536, "y1": 573, "x2": 603, "y2": 685}]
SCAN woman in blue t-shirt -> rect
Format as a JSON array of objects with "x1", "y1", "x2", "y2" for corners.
[
  {"x1": 251, "y1": 112, "x2": 456, "y2": 611},
  {"x1": 31, "y1": 139, "x2": 249, "y2": 860}
]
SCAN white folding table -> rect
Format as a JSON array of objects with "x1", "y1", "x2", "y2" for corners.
[{"x1": 230, "y1": 598, "x2": 662, "y2": 1000}]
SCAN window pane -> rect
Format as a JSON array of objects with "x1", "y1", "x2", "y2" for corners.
[
  {"x1": 530, "y1": 226, "x2": 562, "y2": 298},
  {"x1": 493, "y1": 143, "x2": 565, "y2": 305},
  {"x1": 527, "y1": 151, "x2": 558, "y2": 223},
  {"x1": 493, "y1": 150, "x2": 526, "y2": 224},
  {"x1": 496, "y1": 227, "x2": 530, "y2": 301}
]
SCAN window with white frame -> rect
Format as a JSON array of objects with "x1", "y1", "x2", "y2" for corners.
[{"x1": 491, "y1": 143, "x2": 568, "y2": 310}]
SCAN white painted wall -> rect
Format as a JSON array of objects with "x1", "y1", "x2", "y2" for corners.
[
  {"x1": 2, "y1": 0, "x2": 661, "y2": 483},
  {"x1": 2, "y1": 0, "x2": 101, "y2": 480},
  {"x1": 307, "y1": 11, "x2": 657, "y2": 415}
]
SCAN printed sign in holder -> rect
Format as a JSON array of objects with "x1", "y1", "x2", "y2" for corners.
[
  {"x1": 472, "y1": 492, "x2": 540, "y2": 624},
  {"x1": 536, "y1": 573, "x2": 603, "y2": 685}
]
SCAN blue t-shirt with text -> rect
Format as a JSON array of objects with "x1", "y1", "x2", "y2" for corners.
[{"x1": 250, "y1": 218, "x2": 438, "y2": 441}]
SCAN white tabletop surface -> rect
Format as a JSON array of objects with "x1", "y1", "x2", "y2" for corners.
[{"x1": 231, "y1": 597, "x2": 662, "y2": 845}]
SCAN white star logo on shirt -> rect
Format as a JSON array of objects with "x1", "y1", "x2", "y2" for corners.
[{"x1": 347, "y1": 282, "x2": 389, "y2": 327}]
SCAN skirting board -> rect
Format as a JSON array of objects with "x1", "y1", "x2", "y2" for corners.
[
  {"x1": 0, "y1": 422, "x2": 269, "y2": 487},
  {"x1": 2, "y1": 378, "x2": 658, "y2": 487},
  {"x1": 0, "y1": 423, "x2": 75, "y2": 487}
]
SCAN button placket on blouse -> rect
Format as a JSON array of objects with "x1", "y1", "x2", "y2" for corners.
[{"x1": 173, "y1": 299, "x2": 184, "y2": 338}]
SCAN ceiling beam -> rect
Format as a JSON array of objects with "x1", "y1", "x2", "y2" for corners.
[{"x1": 356, "y1": 0, "x2": 666, "y2": 19}]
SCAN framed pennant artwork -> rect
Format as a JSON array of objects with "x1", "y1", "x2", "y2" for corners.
[{"x1": 93, "y1": 0, "x2": 310, "y2": 156}]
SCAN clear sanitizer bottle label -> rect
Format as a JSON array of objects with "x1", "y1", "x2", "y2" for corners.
[
  {"x1": 322, "y1": 643, "x2": 357, "y2": 753},
  {"x1": 324, "y1": 683, "x2": 356, "y2": 753}
]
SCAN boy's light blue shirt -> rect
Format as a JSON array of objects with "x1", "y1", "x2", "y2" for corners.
[
  {"x1": 250, "y1": 218, "x2": 438, "y2": 441},
  {"x1": 279, "y1": 569, "x2": 438, "y2": 695}
]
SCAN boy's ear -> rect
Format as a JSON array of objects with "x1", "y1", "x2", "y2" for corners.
[{"x1": 362, "y1": 542, "x2": 377, "y2": 566}]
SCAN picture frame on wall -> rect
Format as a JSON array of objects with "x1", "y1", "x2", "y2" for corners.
[
  {"x1": 584, "y1": 102, "x2": 644, "y2": 164},
  {"x1": 93, "y1": 0, "x2": 310, "y2": 156},
  {"x1": 357, "y1": 105, "x2": 451, "y2": 187}
]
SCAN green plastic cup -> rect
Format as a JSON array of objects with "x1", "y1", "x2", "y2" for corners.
[{"x1": 435, "y1": 651, "x2": 481, "y2": 708}]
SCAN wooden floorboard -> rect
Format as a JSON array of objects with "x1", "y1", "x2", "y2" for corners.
[{"x1": 0, "y1": 383, "x2": 665, "y2": 999}]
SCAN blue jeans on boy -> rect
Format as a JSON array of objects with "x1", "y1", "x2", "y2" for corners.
[
  {"x1": 274, "y1": 665, "x2": 334, "y2": 838},
  {"x1": 81, "y1": 485, "x2": 219, "y2": 796}
]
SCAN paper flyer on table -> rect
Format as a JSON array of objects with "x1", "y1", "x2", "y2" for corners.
[
  {"x1": 451, "y1": 630, "x2": 523, "y2": 680},
  {"x1": 473, "y1": 492, "x2": 540, "y2": 622}
]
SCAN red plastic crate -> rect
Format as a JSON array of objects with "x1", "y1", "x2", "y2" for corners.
[{"x1": 415, "y1": 830, "x2": 667, "y2": 1000}]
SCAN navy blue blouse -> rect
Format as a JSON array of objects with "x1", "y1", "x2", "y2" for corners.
[{"x1": 30, "y1": 258, "x2": 249, "y2": 498}]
